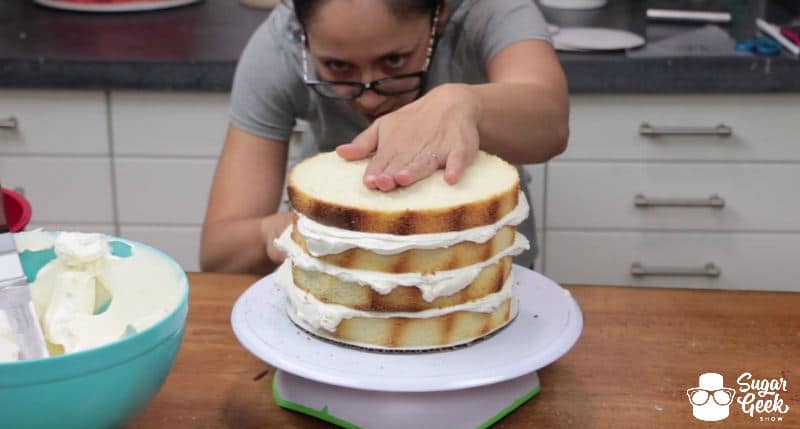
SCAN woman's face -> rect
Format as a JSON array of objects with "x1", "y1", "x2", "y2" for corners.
[{"x1": 304, "y1": 0, "x2": 433, "y2": 122}]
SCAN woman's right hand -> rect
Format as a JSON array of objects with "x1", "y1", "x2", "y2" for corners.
[{"x1": 261, "y1": 211, "x2": 294, "y2": 265}]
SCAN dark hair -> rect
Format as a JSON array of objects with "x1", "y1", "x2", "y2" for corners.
[{"x1": 287, "y1": 0, "x2": 441, "y2": 28}]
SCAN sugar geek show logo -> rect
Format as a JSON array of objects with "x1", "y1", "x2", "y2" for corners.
[
  {"x1": 687, "y1": 372, "x2": 790, "y2": 422},
  {"x1": 687, "y1": 373, "x2": 736, "y2": 421}
]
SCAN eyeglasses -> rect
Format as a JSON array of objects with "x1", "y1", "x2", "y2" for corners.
[
  {"x1": 686, "y1": 388, "x2": 736, "y2": 406},
  {"x1": 300, "y1": 4, "x2": 441, "y2": 100}
]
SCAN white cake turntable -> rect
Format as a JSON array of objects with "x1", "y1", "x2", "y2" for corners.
[{"x1": 231, "y1": 265, "x2": 583, "y2": 429}]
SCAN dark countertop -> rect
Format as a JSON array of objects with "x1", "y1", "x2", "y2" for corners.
[
  {"x1": 0, "y1": 0, "x2": 266, "y2": 91},
  {"x1": 1, "y1": 0, "x2": 798, "y2": 92}
]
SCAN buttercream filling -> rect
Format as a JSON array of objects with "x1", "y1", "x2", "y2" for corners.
[
  {"x1": 296, "y1": 191, "x2": 530, "y2": 256},
  {"x1": 274, "y1": 260, "x2": 514, "y2": 332},
  {"x1": 0, "y1": 231, "x2": 183, "y2": 361},
  {"x1": 275, "y1": 226, "x2": 529, "y2": 301}
]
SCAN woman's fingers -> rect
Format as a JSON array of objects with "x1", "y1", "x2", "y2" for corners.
[
  {"x1": 266, "y1": 242, "x2": 287, "y2": 264},
  {"x1": 351, "y1": 89, "x2": 481, "y2": 191},
  {"x1": 363, "y1": 119, "x2": 420, "y2": 191},
  {"x1": 444, "y1": 155, "x2": 466, "y2": 185},
  {"x1": 374, "y1": 153, "x2": 406, "y2": 191},
  {"x1": 395, "y1": 150, "x2": 442, "y2": 187},
  {"x1": 444, "y1": 133, "x2": 479, "y2": 185},
  {"x1": 365, "y1": 147, "x2": 393, "y2": 190},
  {"x1": 337, "y1": 121, "x2": 382, "y2": 188},
  {"x1": 337, "y1": 122, "x2": 379, "y2": 161},
  {"x1": 376, "y1": 149, "x2": 423, "y2": 190}
]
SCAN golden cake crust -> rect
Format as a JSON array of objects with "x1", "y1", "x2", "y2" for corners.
[
  {"x1": 288, "y1": 184, "x2": 519, "y2": 234},
  {"x1": 319, "y1": 298, "x2": 513, "y2": 349}
]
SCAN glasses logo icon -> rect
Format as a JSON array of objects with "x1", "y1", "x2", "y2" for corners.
[{"x1": 687, "y1": 373, "x2": 736, "y2": 421}]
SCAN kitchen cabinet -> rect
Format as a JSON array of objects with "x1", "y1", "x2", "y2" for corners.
[
  {"x1": 111, "y1": 91, "x2": 309, "y2": 271},
  {"x1": 522, "y1": 164, "x2": 545, "y2": 271},
  {"x1": 114, "y1": 158, "x2": 217, "y2": 225},
  {"x1": 0, "y1": 90, "x2": 108, "y2": 156},
  {"x1": 0, "y1": 90, "x2": 115, "y2": 233},
  {"x1": 546, "y1": 231, "x2": 799, "y2": 291},
  {"x1": 111, "y1": 92, "x2": 230, "y2": 157},
  {"x1": 542, "y1": 94, "x2": 800, "y2": 291},
  {"x1": 110, "y1": 91, "x2": 230, "y2": 271},
  {"x1": 119, "y1": 225, "x2": 202, "y2": 273},
  {"x1": 563, "y1": 94, "x2": 800, "y2": 161},
  {"x1": 0, "y1": 90, "x2": 224, "y2": 271},
  {"x1": 547, "y1": 163, "x2": 800, "y2": 231},
  {"x1": 0, "y1": 157, "x2": 114, "y2": 224}
]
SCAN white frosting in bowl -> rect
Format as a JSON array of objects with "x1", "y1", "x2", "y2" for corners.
[{"x1": 0, "y1": 231, "x2": 183, "y2": 361}]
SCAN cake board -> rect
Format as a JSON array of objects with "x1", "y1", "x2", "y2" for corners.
[{"x1": 231, "y1": 265, "x2": 583, "y2": 428}]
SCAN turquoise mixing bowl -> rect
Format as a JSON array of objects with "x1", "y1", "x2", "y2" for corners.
[{"x1": 0, "y1": 234, "x2": 189, "y2": 429}]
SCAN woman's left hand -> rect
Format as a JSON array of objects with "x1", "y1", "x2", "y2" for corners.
[{"x1": 337, "y1": 84, "x2": 481, "y2": 191}]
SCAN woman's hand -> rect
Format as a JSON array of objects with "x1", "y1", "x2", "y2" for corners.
[
  {"x1": 337, "y1": 83, "x2": 481, "y2": 191},
  {"x1": 260, "y1": 212, "x2": 293, "y2": 265}
]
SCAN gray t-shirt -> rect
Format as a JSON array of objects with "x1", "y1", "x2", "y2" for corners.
[{"x1": 230, "y1": 0, "x2": 551, "y2": 267}]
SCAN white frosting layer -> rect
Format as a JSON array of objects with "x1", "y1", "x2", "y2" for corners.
[
  {"x1": 43, "y1": 271, "x2": 97, "y2": 353},
  {"x1": 274, "y1": 260, "x2": 514, "y2": 333},
  {"x1": 54, "y1": 232, "x2": 110, "y2": 269},
  {"x1": 296, "y1": 192, "x2": 530, "y2": 256},
  {"x1": 275, "y1": 226, "x2": 529, "y2": 301}
]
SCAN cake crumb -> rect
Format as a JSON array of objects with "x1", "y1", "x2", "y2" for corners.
[{"x1": 252, "y1": 368, "x2": 270, "y2": 381}]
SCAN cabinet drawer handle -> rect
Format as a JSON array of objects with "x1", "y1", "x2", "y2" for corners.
[
  {"x1": 631, "y1": 262, "x2": 721, "y2": 278},
  {"x1": 634, "y1": 193, "x2": 725, "y2": 208},
  {"x1": 0, "y1": 116, "x2": 18, "y2": 129},
  {"x1": 639, "y1": 122, "x2": 732, "y2": 137}
]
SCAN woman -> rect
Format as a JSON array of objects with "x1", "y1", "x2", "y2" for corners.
[{"x1": 201, "y1": 0, "x2": 568, "y2": 274}]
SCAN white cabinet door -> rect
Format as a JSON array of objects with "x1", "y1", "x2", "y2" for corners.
[
  {"x1": 522, "y1": 164, "x2": 546, "y2": 270},
  {"x1": 111, "y1": 92, "x2": 230, "y2": 157},
  {"x1": 547, "y1": 162, "x2": 800, "y2": 232},
  {"x1": 544, "y1": 230, "x2": 800, "y2": 292},
  {"x1": 119, "y1": 226, "x2": 201, "y2": 272},
  {"x1": 565, "y1": 94, "x2": 800, "y2": 162},
  {"x1": 543, "y1": 93, "x2": 800, "y2": 288},
  {"x1": 0, "y1": 90, "x2": 108, "y2": 155},
  {"x1": 534, "y1": 229, "x2": 543, "y2": 272},
  {"x1": 114, "y1": 158, "x2": 217, "y2": 224},
  {"x1": 0, "y1": 157, "x2": 114, "y2": 224},
  {"x1": 522, "y1": 164, "x2": 545, "y2": 226},
  {"x1": 26, "y1": 224, "x2": 116, "y2": 236}
]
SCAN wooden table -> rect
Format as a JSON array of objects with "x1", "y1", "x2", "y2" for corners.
[{"x1": 129, "y1": 273, "x2": 800, "y2": 428}]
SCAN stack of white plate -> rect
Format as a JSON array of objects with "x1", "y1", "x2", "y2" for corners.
[
  {"x1": 550, "y1": 26, "x2": 646, "y2": 52},
  {"x1": 540, "y1": 0, "x2": 607, "y2": 9},
  {"x1": 33, "y1": 0, "x2": 201, "y2": 13}
]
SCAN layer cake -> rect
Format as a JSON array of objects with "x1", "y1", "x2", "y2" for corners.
[{"x1": 274, "y1": 150, "x2": 530, "y2": 350}]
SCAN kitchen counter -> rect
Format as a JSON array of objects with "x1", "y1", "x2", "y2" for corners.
[
  {"x1": 128, "y1": 272, "x2": 800, "y2": 428},
  {"x1": 1, "y1": 0, "x2": 798, "y2": 92},
  {"x1": 0, "y1": 0, "x2": 265, "y2": 91}
]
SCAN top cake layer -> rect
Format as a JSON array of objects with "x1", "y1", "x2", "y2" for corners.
[{"x1": 288, "y1": 151, "x2": 520, "y2": 234}]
